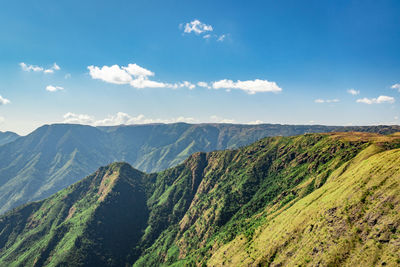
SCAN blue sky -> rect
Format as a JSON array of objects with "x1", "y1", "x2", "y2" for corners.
[{"x1": 0, "y1": 0, "x2": 399, "y2": 135}]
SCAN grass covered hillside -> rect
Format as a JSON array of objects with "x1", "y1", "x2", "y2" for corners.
[
  {"x1": 0, "y1": 123, "x2": 399, "y2": 215},
  {"x1": 0, "y1": 132, "x2": 399, "y2": 266},
  {"x1": 0, "y1": 162, "x2": 148, "y2": 267},
  {"x1": 209, "y1": 134, "x2": 400, "y2": 266},
  {"x1": 0, "y1": 122, "x2": 352, "y2": 215}
]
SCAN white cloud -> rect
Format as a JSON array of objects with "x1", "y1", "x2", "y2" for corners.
[
  {"x1": 52, "y1": 63, "x2": 60, "y2": 71},
  {"x1": 88, "y1": 63, "x2": 198, "y2": 90},
  {"x1": 212, "y1": 79, "x2": 282, "y2": 94},
  {"x1": 64, "y1": 73, "x2": 71, "y2": 79},
  {"x1": 183, "y1": 19, "x2": 213, "y2": 34},
  {"x1": 217, "y1": 34, "x2": 226, "y2": 42},
  {"x1": 0, "y1": 116, "x2": 4, "y2": 124},
  {"x1": 88, "y1": 65, "x2": 132, "y2": 85},
  {"x1": 326, "y1": 99, "x2": 340, "y2": 103},
  {"x1": 356, "y1": 95, "x2": 395, "y2": 104},
  {"x1": 130, "y1": 76, "x2": 167, "y2": 89},
  {"x1": 46, "y1": 85, "x2": 64, "y2": 92},
  {"x1": 247, "y1": 120, "x2": 264, "y2": 125},
  {"x1": 0, "y1": 95, "x2": 10, "y2": 105},
  {"x1": 63, "y1": 112, "x2": 95, "y2": 124},
  {"x1": 62, "y1": 113, "x2": 270, "y2": 126},
  {"x1": 210, "y1": 115, "x2": 235, "y2": 124},
  {"x1": 63, "y1": 112, "x2": 198, "y2": 126},
  {"x1": 177, "y1": 81, "x2": 195, "y2": 90},
  {"x1": 88, "y1": 64, "x2": 283, "y2": 94},
  {"x1": 20, "y1": 62, "x2": 43, "y2": 72},
  {"x1": 197, "y1": 82, "x2": 211, "y2": 89},
  {"x1": 44, "y1": 63, "x2": 60, "y2": 73},
  {"x1": 391, "y1": 83, "x2": 400, "y2": 91},
  {"x1": 181, "y1": 20, "x2": 229, "y2": 42},
  {"x1": 88, "y1": 64, "x2": 168, "y2": 89},
  {"x1": 123, "y1": 63, "x2": 154, "y2": 77},
  {"x1": 20, "y1": 62, "x2": 60, "y2": 74},
  {"x1": 347, "y1": 88, "x2": 359, "y2": 95},
  {"x1": 94, "y1": 112, "x2": 145, "y2": 126},
  {"x1": 314, "y1": 98, "x2": 339, "y2": 103}
]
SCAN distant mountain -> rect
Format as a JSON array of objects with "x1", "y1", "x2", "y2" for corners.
[
  {"x1": 0, "y1": 123, "x2": 399, "y2": 214},
  {"x1": 0, "y1": 131, "x2": 19, "y2": 146},
  {"x1": 0, "y1": 132, "x2": 399, "y2": 266}
]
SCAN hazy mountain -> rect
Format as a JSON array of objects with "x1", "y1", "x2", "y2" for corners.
[
  {"x1": 0, "y1": 132, "x2": 399, "y2": 266},
  {"x1": 0, "y1": 131, "x2": 19, "y2": 146},
  {"x1": 0, "y1": 123, "x2": 399, "y2": 214}
]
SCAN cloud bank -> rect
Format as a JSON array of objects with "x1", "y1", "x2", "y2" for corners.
[
  {"x1": 62, "y1": 112, "x2": 262, "y2": 126},
  {"x1": 63, "y1": 112, "x2": 197, "y2": 126}
]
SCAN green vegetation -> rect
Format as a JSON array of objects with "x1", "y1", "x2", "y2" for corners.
[
  {"x1": 0, "y1": 162, "x2": 148, "y2": 266},
  {"x1": 1, "y1": 123, "x2": 399, "y2": 215},
  {"x1": 0, "y1": 131, "x2": 400, "y2": 266},
  {"x1": 209, "y1": 140, "x2": 400, "y2": 266}
]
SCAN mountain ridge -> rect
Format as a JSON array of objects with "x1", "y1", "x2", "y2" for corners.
[
  {"x1": 0, "y1": 162, "x2": 148, "y2": 267},
  {"x1": 1, "y1": 131, "x2": 399, "y2": 266},
  {"x1": 0, "y1": 123, "x2": 399, "y2": 215},
  {"x1": 0, "y1": 131, "x2": 19, "y2": 146}
]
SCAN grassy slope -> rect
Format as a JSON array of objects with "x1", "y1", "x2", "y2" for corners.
[
  {"x1": 1, "y1": 123, "x2": 337, "y2": 215},
  {"x1": 209, "y1": 143, "x2": 400, "y2": 266},
  {"x1": 1, "y1": 123, "x2": 399, "y2": 215},
  {"x1": 1, "y1": 132, "x2": 400, "y2": 266},
  {"x1": 133, "y1": 132, "x2": 400, "y2": 266},
  {"x1": 0, "y1": 162, "x2": 147, "y2": 267}
]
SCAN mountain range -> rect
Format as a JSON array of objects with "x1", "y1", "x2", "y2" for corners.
[
  {"x1": 0, "y1": 123, "x2": 399, "y2": 215},
  {"x1": 0, "y1": 131, "x2": 399, "y2": 266}
]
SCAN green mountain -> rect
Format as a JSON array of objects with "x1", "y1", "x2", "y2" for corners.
[
  {"x1": 0, "y1": 131, "x2": 19, "y2": 146},
  {"x1": 0, "y1": 122, "x2": 399, "y2": 215},
  {"x1": 0, "y1": 162, "x2": 148, "y2": 266},
  {"x1": 1, "y1": 132, "x2": 399, "y2": 266}
]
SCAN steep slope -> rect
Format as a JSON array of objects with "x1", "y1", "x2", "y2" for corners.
[
  {"x1": 0, "y1": 131, "x2": 19, "y2": 146},
  {"x1": 0, "y1": 162, "x2": 147, "y2": 267},
  {"x1": 0, "y1": 124, "x2": 118, "y2": 214},
  {"x1": 134, "y1": 132, "x2": 400, "y2": 266},
  {"x1": 209, "y1": 139, "x2": 400, "y2": 266},
  {"x1": 3, "y1": 123, "x2": 397, "y2": 214},
  {"x1": 0, "y1": 122, "x2": 275, "y2": 214},
  {"x1": 1, "y1": 132, "x2": 400, "y2": 266}
]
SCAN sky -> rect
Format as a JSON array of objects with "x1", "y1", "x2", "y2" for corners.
[{"x1": 0, "y1": 0, "x2": 400, "y2": 135}]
